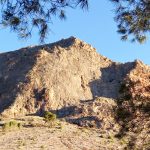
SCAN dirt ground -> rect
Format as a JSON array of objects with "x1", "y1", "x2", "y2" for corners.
[{"x1": 0, "y1": 117, "x2": 124, "y2": 150}]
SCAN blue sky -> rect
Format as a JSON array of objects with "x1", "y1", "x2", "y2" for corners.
[{"x1": 0, "y1": 1, "x2": 150, "y2": 65}]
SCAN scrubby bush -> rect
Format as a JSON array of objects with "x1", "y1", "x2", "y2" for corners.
[
  {"x1": 119, "y1": 83, "x2": 127, "y2": 93},
  {"x1": 2, "y1": 120, "x2": 22, "y2": 131},
  {"x1": 116, "y1": 108, "x2": 131, "y2": 120},
  {"x1": 43, "y1": 111, "x2": 56, "y2": 123}
]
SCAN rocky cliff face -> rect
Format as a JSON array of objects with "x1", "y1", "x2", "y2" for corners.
[
  {"x1": 0, "y1": 37, "x2": 149, "y2": 120},
  {"x1": 0, "y1": 37, "x2": 150, "y2": 149}
]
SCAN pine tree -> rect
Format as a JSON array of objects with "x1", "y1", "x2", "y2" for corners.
[
  {"x1": 0, "y1": 0, "x2": 88, "y2": 42},
  {"x1": 110, "y1": 0, "x2": 150, "y2": 43},
  {"x1": 1, "y1": 0, "x2": 150, "y2": 43}
]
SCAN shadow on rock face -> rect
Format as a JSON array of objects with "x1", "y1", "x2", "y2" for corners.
[
  {"x1": 53, "y1": 97, "x2": 117, "y2": 129},
  {"x1": 54, "y1": 105, "x2": 102, "y2": 128},
  {"x1": 55, "y1": 106, "x2": 82, "y2": 118},
  {"x1": 89, "y1": 62, "x2": 136, "y2": 99},
  {"x1": 0, "y1": 49, "x2": 37, "y2": 114},
  {"x1": 67, "y1": 116, "x2": 102, "y2": 128}
]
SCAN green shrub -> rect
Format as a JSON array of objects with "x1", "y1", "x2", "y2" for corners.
[
  {"x1": 116, "y1": 108, "x2": 131, "y2": 120},
  {"x1": 2, "y1": 120, "x2": 22, "y2": 131},
  {"x1": 142, "y1": 103, "x2": 150, "y2": 115},
  {"x1": 43, "y1": 111, "x2": 56, "y2": 123},
  {"x1": 119, "y1": 83, "x2": 127, "y2": 93}
]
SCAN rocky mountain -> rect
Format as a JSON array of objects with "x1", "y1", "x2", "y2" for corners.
[
  {"x1": 0, "y1": 37, "x2": 149, "y2": 149},
  {"x1": 0, "y1": 37, "x2": 136, "y2": 117}
]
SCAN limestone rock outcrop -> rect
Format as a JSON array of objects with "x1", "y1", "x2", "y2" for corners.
[{"x1": 0, "y1": 37, "x2": 149, "y2": 121}]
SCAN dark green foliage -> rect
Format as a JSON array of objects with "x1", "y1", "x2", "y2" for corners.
[
  {"x1": 123, "y1": 94, "x2": 132, "y2": 100},
  {"x1": 119, "y1": 83, "x2": 127, "y2": 93},
  {"x1": 119, "y1": 82, "x2": 132, "y2": 100},
  {"x1": 1, "y1": 0, "x2": 150, "y2": 43},
  {"x1": 142, "y1": 102, "x2": 150, "y2": 115},
  {"x1": 0, "y1": 0, "x2": 88, "y2": 42},
  {"x1": 110, "y1": 0, "x2": 150, "y2": 43},
  {"x1": 43, "y1": 111, "x2": 56, "y2": 122},
  {"x1": 116, "y1": 107, "x2": 131, "y2": 120}
]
